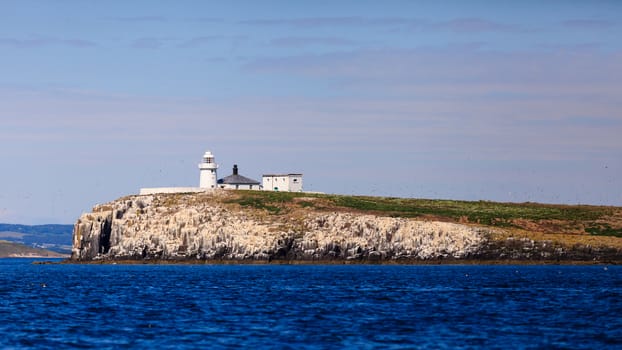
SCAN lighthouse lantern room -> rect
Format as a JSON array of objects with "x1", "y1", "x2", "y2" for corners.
[{"x1": 198, "y1": 150, "x2": 218, "y2": 188}]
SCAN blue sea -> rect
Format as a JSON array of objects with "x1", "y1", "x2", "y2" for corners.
[{"x1": 1, "y1": 260, "x2": 621, "y2": 349}]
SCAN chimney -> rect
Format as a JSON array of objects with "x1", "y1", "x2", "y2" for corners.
[{"x1": 233, "y1": 164, "x2": 238, "y2": 175}]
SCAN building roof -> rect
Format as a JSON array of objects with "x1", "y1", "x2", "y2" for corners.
[
  {"x1": 218, "y1": 174, "x2": 260, "y2": 185},
  {"x1": 218, "y1": 164, "x2": 260, "y2": 185}
]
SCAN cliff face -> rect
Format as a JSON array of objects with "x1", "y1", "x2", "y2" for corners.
[{"x1": 71, "y1": 192, "x2": 486, "y2": 261}]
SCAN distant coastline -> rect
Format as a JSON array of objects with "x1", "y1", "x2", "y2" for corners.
[
  {"x1": 0, "y1": 223, "x2": 73, "y2": 256},
  {"x1": 0, "y1": 240, "x2": 69, "y2": 259}
]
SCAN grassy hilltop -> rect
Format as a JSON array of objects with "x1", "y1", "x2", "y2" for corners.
[{"x1": 222, "y1": 191, "x2": 622, "y2": 249}]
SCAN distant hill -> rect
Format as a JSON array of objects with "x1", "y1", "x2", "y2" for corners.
[
  {"x1": 0, "y1": 223, "x2": 73, "y2": 254},
  {"x1": 0, "y1": 240, "x2": 68, "y2": 258}
]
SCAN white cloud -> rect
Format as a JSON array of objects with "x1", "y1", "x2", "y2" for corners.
[
  {"x1": 562, "y1": 19, "x2": 616, "y2": 29},
  {"x1": 0, "y1": 36, "x2": 97, "y2": 48},
  {"x1": 245, "y1": 47, "x2": 622, "y2": 86},
  {"x1": 240, "y1": 16, "x2": 523, "y2": 33},
  {"x1": 269, "y1": 36, "x2": 358, "y2": 48}
]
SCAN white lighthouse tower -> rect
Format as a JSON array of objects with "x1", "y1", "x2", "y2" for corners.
[{"x1": 198, "y1": 150, "x2": 218, "y2": 189}]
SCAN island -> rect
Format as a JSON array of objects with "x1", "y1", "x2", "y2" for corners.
[
  {"x1": 0, "y1": 240, "x2": 68, "y2": 258},
  {"x1": 70, "y1": 190, "x2": 622, "y2": 264}
]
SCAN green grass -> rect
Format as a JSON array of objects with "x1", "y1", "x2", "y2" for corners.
[
  {"x1": 586, "y1": 224, "x2": 622, "y2": 237},
  {"x1": 233, "y1": 196, "x2": 282, "y2": 214},
  {"x1": 298, "y1": 201, "x2": 316, "y2": 208},
  {"x1": 225, "y1": 191, "x2": 616, "y2": 231},
  {"x1": 327, "y1": 195, "x2": 611, "y2": 224},
  {"x1": 225, "y1": 191, "x2": 306, "y2": 214}
]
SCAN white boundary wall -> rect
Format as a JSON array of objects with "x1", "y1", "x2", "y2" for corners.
[{"x1": 139, "y1": 187, "x2": 208, "y2": 195}]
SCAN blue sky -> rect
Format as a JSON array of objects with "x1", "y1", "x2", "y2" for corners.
[{"x1": 1, "y1": 0, "x2": 621, "y2": 224}]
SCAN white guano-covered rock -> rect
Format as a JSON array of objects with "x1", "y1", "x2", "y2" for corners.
[{"x1": 71, "y1": 193, "x2": 486, "y2": 261}]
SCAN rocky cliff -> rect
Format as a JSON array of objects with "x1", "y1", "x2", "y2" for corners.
[
  {"x1": 71, "y1": 191, "x2": 622, "y2": 263},
  {"x1": 72, "y1": 192, "x2": 488, "y2": 262}
]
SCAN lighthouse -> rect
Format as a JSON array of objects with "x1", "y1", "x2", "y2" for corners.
[{"x1": 198, "y1": 150, "x2": 218, "y2": 189}]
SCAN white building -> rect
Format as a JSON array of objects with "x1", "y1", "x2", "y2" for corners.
[
  {"x1": 140, "y1": 150, "x2": 218, "y2": 195},
  {"x1": 198, "y1": 150, "x2": 218, "y2": 189},
  {"x1": 140, "y1": 150, "x2": 307, "y2": 195},
  {"x1": 262, "y1": 174, "x2": 303, "y2": 192},
  {"x1": 218, "y1": 165, "x2": 261, "y2": 190}
]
